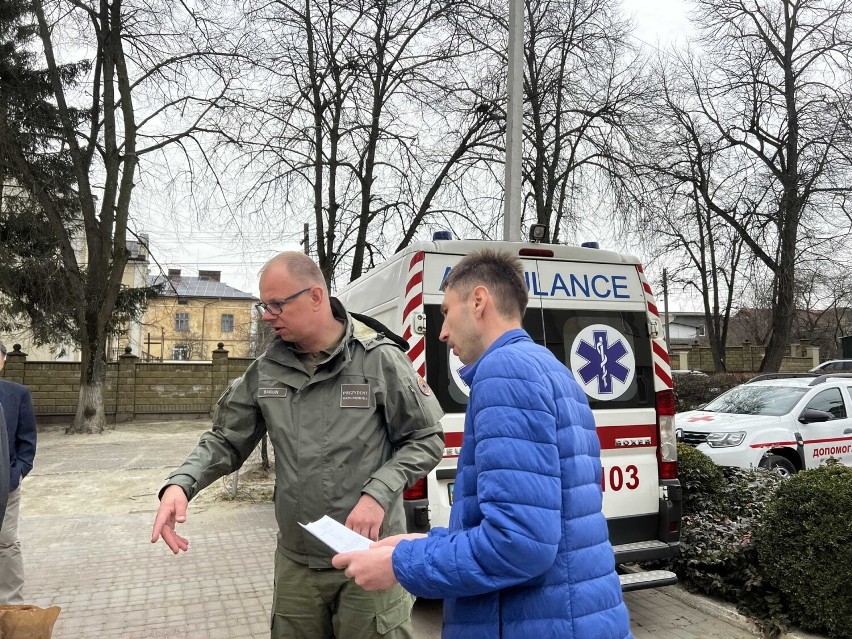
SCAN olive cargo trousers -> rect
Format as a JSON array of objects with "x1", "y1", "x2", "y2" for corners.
[{"x1": 271, "y1": 551, "x2": 415, "y2": 639}]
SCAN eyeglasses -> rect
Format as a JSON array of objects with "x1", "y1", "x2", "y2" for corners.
[{"x1": 255, "y1": 287, "x2": 312, "y2": 316}]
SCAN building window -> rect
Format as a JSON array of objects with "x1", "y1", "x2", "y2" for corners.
[
  {"x1": 173, "y1": 344, "x2": 189, "y2": 360},
  {"x1": 175, "y1": 312, "x2": 189, "y2": 331},
  {"x1": 221, "y1": 313, "x2": 234, "y2": 333},
  {"x1": 697, "y1": 324, "x2": 706, "y2": 337}
]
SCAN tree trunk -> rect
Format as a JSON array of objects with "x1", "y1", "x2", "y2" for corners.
[
  {"x1": 67, "y1": 317, "x2": 111, "y2": 434},
  {"x1": 760, "y1": 261, "x2": 796, "y2": 372},
  {"x1": 261, "y1": 436, "x2": 269, "y2": 470},
  {"x1": 68, "y1": 349, "x2": 109, "y2": 434}
]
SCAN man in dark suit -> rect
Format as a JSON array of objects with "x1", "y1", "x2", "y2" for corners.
[
  {"x1": 0, "y1": 405, "x2": 9, "y2": 531},
  {"x1": 0, "y1": 341, "x2": 37, "y2": 604}
]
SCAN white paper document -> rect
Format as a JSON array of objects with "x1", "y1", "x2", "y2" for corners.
[{"x1": 299, "y1": 516, "x2": 372, "y2": 554}]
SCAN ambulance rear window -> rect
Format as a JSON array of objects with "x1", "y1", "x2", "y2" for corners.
[
  {"x1": 542, "y1": 309, "x2": 654, "y2": 410},
  {"x1": 424, "y1": 305, "x2": 653, "y2": 412}
]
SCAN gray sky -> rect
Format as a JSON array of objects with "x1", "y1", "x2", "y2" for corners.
[
  {"x1": 135, "y1": 0, "x2": 693, "y2": 301},
  {"x1": 623, "y1": 0, "x2": 691, "y2": 48}
]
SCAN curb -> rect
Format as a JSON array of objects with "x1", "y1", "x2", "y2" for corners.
[
  {"x1": 659, "y1": 584, "x2": 762, "y2": 636},
  {"x1": 660, "y1": 582, "x2": 824, "y2": 639},
  {"x1": 622, "y1": 566, "x2": 824, "y2": 639}
]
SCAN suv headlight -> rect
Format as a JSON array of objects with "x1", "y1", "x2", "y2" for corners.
[{"x1": 706, "y1": 431, "x2": 746, "y2": 448}]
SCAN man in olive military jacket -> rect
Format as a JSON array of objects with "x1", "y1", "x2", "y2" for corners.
[{"x1": 152, "y1": 252, "x2": 444, "y2": 639}]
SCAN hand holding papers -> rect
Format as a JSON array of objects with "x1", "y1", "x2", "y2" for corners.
[{"x1": 300, "y1": 516, "x2": 372, "y2": 554}]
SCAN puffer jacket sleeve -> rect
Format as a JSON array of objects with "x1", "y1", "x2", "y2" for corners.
[{"x1": 392, "y1": 349, "x2": 562, "y2": 598}]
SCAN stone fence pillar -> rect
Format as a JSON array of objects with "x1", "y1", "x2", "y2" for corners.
[
  {"x1": 742, "y1": 340, "x2": 758, "y2": 372},
  {"x1": 116, "y1": 346, "x2": 138, "y2": 423},
  {"x1": 807, "y1": 346, "x2": 820, "y2": 368},
  {"x1": 3, "y1": 344, "x2": 27, "y2": 384},
  {"x1": 211, "y1": 343, "x2": 230, "y2": 415}
]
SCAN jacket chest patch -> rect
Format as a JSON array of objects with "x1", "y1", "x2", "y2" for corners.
[
  {"x1": 259, "y1": 388, "x2": 288, "y2": 398},
  {"x1": 340, "y1": 384, "x2": 370, "y2": 408}
]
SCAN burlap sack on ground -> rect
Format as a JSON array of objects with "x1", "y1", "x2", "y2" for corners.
[{"x1": 0, "y1": 605, "x2": 61, "y2": 639}]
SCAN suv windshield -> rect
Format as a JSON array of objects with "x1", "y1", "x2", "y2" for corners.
[{"x1": 704, "y1": 385, "x2": 809, "y2": 416}]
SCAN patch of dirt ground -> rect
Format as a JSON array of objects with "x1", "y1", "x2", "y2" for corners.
[{"x1": 24, "y1": 420, "x2": 274, "y2": 517}]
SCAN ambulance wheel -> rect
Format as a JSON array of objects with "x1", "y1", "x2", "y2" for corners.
[{"x1": 759, "y1": 454, "x2": 796, "y2": 478}]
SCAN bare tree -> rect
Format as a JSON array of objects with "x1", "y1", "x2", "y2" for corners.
[
  {"x1": 668, "y1": 0, "x2": 852, "y2": 371},
  {"x1": 521, "y1": 0, "x2": 647, "y2": 241},
  {"x1": 223, "y1": 0, "x2": 504, "y2": 286},
  {"x1": 451, "y1": 0, "x2": 649, "y2": 242},
  {"x1": 794, "y1": 253, "x2": 852, "y2": 357},
  {"x1": 635, "y1": 56, "x2": 755, "y2": 371},
  {"x1": 10, "y1": 0, "x2": 246, "y2": 432}
]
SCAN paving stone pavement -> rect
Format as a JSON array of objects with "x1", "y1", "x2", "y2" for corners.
[{"x1": 14, "y1": 421, "x2": 783, "y2": 638}]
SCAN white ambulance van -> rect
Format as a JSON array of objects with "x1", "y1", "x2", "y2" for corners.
[{"x1": 335, "y1": 238, "x2": 681, "y2": 591}]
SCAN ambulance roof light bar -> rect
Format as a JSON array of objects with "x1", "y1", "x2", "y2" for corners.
[{"x1": 433, "y1": 230, "x2": 453, "y2": 241}]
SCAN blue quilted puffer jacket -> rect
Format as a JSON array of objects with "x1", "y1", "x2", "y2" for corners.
[{"x1": 393, "y1": 329, "x2": 632, "y2": 639}]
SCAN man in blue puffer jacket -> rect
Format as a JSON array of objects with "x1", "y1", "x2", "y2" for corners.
[{"x1": 334, "y1": 249, "x2": 632, "y2": 638}]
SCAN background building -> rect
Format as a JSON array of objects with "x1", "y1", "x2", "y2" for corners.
[
  {"x1": 662, "y1": 311, "x2": 707, "y2": 347},
  {"x1": 142, "y1": 269, "x2": 257, "y2": 361}
]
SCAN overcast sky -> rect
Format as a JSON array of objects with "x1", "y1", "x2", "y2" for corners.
[
  {"x1": 624, "y1": 0, "x2": 691, "y2": 48},
  {"x1": 135, "y1": 0, "x2": 693, "y2": 301}
]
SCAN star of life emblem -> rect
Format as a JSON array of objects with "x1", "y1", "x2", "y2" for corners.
[
  {"x1": 448, "y1": 350, "x2": 471, "y2": 397},
  {"x1": 570, "y1": 324, "x2": 635, "y2": 401}
]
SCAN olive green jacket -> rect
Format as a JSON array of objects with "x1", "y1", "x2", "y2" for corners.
[{"x1": 165, "y1": 306, "x2": 444, "y2": 567}]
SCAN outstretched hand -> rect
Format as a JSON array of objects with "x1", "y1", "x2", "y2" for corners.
[{"x1": 151, "y1": 485, "x2": 190, "y2": 554}]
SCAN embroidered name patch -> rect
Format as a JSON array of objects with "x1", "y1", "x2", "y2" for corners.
[
  {"x1": 341, "y1": 384, "x2": 370, "y2": 408},
  {"x1": 259, "y1": 388, "x2": 287, "y2": 398}
]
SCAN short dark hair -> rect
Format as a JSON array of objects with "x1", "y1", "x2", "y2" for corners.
[{"x1": 442, "y1": 250, "x2": 528, "y2": 320}]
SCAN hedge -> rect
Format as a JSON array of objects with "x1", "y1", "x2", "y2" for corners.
[
  {"x1": 753, "y1": 462, "x2": 852, "y2": 638},
  {"x1": 672, "y1": 372, "x2": 751, "y2": 413},
  {"x1": 658, "y1": 445, "x2": 852, "y2": 637},
  {"x1": 668, "y1": 444, "x2": 786, "y2": 635}
]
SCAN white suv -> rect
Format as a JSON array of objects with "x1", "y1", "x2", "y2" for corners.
[
  {"x1": 810, "y1": 360, "x2": 852, "y2": 373},
  {"x1": 675, "y1": 374, "x2": 852, "y2": 477}
]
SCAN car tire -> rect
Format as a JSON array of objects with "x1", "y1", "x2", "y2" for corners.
[{"x1": 759, "y1": 454, "x2": 796, "y2": 478}]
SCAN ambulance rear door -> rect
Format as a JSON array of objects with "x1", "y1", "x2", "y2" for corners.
[
  {"x1": 533, "y1": 258, "x2": 661, "y2": 547},
  {"x1": 420, "y1": 252, "x2": 543, "y2": 528}
]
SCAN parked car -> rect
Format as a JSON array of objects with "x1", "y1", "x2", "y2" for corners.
[
  {"x1": 671, "y1": 369, "x2": 709, "y2": 378},
  {"x1": 675, "y1": 373, "x2": 852, "y2": 477},
  {"x1": 810, "y1": 359, "x2": 852, "y2": 373}
]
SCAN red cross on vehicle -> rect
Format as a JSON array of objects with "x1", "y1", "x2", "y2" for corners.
[{"x1": 688, "y1": 415, "x2": 714, "y2": 422}]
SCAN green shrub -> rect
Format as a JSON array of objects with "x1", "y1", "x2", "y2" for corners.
[
  {"x1": 718, "y1": 466, "x2": 783, "y2": 521},
  {"x1": 676, "y1": 442, "x2": 726, "y2": 515},
  {"x1": 668, "y1": 445, "x2": 787, "y2": 635},
  {"x1": 673, "y1": 372, "x2": 751, "y2": 413},
  {"x1": 753, "y1": 462, "x2": 852, "y2": 639}
]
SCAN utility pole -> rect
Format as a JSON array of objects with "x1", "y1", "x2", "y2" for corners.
[
  {"x1": 301, "y1": 223, "x2": 309, "y2": 255},
  {"x1": 663, "y1": 268, "x2": 671, "y2": 347},
  {"x1": 503, "y1": 0, "x2": 524, "y2": 242}
]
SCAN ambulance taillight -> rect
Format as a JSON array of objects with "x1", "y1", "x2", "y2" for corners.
[
  {"x1": 403, "y1": 477, "x2": 428, "y2": 501},
  {"x1": 656, "y1": 389, "x2": 678, "y2": 479}
]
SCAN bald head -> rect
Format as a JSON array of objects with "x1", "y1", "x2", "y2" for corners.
[{"x1": 260, "y1": 252, "x2": 327, "y2": 293}]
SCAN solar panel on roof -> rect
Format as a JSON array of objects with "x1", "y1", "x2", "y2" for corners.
[{"x1": 150, "y1": 275, "x2": 255, "y2": 299}]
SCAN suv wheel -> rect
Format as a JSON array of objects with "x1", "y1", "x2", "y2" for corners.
[{"x1": 759, "y1": 454, "x2": 796, "y2": 478}]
